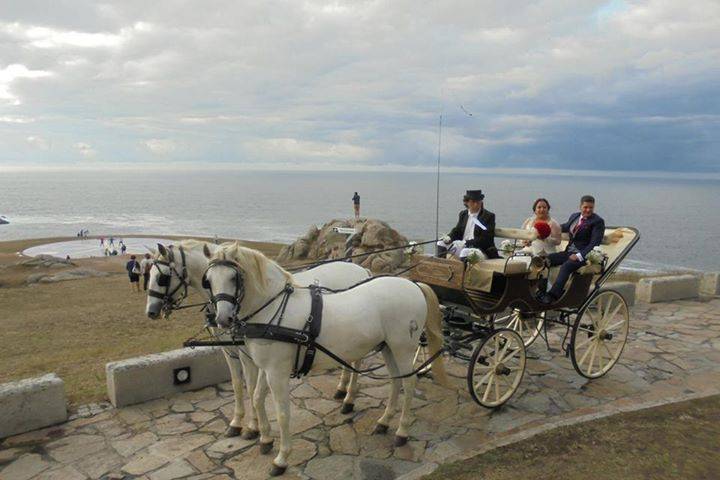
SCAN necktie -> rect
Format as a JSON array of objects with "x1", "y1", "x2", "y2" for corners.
[{"x1": 573, "y1": 217, "x2": 584, "y2": 235}]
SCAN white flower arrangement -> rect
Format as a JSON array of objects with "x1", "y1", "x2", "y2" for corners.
[
  {"x1": 586, "y1": 246, "x2": 606, "y2": 265},
  {"x1": 500, "y1": 239, "x2": 516, "y2": 254},
  {"x1": 465, "y1": 249, "x2": 483, "y2": 265}
]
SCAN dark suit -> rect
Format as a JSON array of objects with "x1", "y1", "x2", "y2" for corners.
[
  {"x1": 547, "y1": 212, "x2": 605, "y2": 298},
  {"x1": 445, "y1": 209, "x2": 500, "y2": 259}
]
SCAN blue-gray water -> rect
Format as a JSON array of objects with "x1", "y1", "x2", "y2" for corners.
[{"x1": 1, "y1": 170, "x2": 718, "y2": 272}]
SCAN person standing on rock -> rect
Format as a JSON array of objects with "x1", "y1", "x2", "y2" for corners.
[
  {"x1": 352, "y1": 192, "x2": 361, "y2": 220},
  {"x1": 126, "y1": 255, "x2": 141, "y2": 292}
]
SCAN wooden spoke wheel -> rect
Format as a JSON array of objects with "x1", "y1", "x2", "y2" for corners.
[
  {"x1": 494, "y1": 309, "x2": 545, "y2": 348},
  {"x1": 570, "y1": 289, "x2": 630, "y2": 379},
  {"x1": 413, "y1": 332, "x2": 433, "y2": 376},
  {"x1": 467, "y1": 328, "x2": 526, "y2": 408}
]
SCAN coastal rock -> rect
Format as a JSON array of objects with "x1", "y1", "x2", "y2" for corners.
[
  {"x1": 26, "y1": 268, "x2": 109, "y2": 285},
  {"x1": 19, "y1": 255, "x2": 75, "y2": 269},
  {"x1": 277, "y1": 218, "x2": 409, "y2": 273}
]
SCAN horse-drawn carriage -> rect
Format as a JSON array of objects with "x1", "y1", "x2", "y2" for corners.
[{"x1": 408, "y1": 225, "x2": 640, "y2": 408}]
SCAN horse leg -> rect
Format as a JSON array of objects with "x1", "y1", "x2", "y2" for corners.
[
  {"x1": 239, "y1": 352, "x2": 260, "y2": 440},
  {"x1": 374, "y1": 349, "x2": 400, "y2": 434},
  {"x1": 253, "y1": 371, "x2": 274, "y2": 454},
  {"x1": 265, "y1": 369, "x2": 293, "y2": 476},
  {"x1": 221, "y1": 349, "x2": 245, "y2": 437},
  {"x1": 395, "y1": 362, "x2": 418, "y2": 446},
  {"x1": 335, "y1": 368, "x2": 350, "y2": 400},
  {"x1": 341, "y1": 362, "x2": 361, "y2": 414}
]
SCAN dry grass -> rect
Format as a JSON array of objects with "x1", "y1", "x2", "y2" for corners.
[
  {"x1": 0, "y1": 236, "x2": 283, "y2": 406},
  {"x1": 424, "y1": 395, "x2": 720, "y2": 480}
]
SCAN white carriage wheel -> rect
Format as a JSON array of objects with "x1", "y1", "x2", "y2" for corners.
[
  {"x1": 413, "y1": 334, "x2": 433, "y2": 376},
  {"x1": 467, "y1": 328, "x2": 526, "y2": 408},
  {"x1": 570, "y1": 290, "x2": 630, "y2": 379},
  {"x1": 494, "y1": 309, "x2": 545, "y2": 348}
]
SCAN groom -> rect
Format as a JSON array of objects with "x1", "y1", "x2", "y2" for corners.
[{"x1": 538, "y1": 195, "x2": 605, "y2": 304}]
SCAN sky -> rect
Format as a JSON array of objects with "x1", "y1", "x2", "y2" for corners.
[{"x1": 1, "y1": 0, "x2": 719, "y2": 172}]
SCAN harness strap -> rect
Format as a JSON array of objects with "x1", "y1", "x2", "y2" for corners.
[{"x1": 293, "y1": 285, "x2": 323, "y2": 377}]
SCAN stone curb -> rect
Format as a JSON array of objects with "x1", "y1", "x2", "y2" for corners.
[
  {"x1": 0, "y1": 373, "x2": 67, "y2": 439},
  {"x1": 106, "y1": 347, "x2": 231, "y2": 407},
  {"x1": 636, "y1": 274, "x2": 700, "y2": 303},
  {"x1": 396, "y1": 388, "x2": 720, "y2": 480}
]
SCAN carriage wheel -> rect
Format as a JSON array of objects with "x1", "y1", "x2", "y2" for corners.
[
  {"x1": 413, "y1": 332, "x2": 432, "y2": 376},
  {"x1": 467, "y1": 328, "x2": 526, "y2": 408},
  {"x1": 494, "y1": 309, "x2": 545, "y2": 348},
  {"x1": 570, "y1": 290, "x2": 629, "y2": 379}
]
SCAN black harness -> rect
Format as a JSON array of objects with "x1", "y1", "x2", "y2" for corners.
[
  {"x1": 203, "y1": 259, "x2": 444, "y2": 379},
  {"x1": 147, "y1": 246, "x2": 192, "y2": 317}
]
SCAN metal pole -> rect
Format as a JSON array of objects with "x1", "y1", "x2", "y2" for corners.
[{"x1": 435, "y1": 113, "x2": 442, "y2": 240}]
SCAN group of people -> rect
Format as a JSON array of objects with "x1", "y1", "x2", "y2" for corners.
[
  {"x1": 438, "y1": 189, "x2": 605, "y2": 304},
  {"x1": 100, "y1": 237, "x2": 126, "y2": 256},
  {"x1": 76, "y1": 229, "x2": 90, "y2": 238},
  {"x1": 125, "y1": 253, "x2": 153, "y2": 292}
]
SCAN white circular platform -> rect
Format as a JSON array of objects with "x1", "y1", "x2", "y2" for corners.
[{"x1": 22, "y1": 238, "x2": 176, "y2": 259}]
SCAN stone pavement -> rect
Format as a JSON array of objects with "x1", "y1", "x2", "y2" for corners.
[{"x1": 2, "y1": 298, "x2": 720, "y2": 480}]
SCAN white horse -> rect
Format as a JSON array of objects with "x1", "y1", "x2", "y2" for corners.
[
  {"x1": 144, "y1": 240, "x2": 371, "y2": 439},
  {"x1": 203, "y1": 242, "x2": 448, "y2": 476}
]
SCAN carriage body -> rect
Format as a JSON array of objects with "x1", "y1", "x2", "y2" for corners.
[{"x1": 408, "y1": 226, "x2": 640, "y2": 408}]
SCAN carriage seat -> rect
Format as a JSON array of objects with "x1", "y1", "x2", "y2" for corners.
[{"x1": 560, "y1": 227, "x2": 637, "y2": 275}]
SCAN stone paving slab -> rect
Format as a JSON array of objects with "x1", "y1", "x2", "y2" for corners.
[{"x1": 1, "y1": 298, "x2": 719, "y2": 480}]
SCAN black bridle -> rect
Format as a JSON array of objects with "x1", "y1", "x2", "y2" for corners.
[
  {"x1": 202, "y1": 259, "x2": 246, "y2": 319},
  {"x1": 147, "y1": 246, "x2": 192, "y2": 317}
]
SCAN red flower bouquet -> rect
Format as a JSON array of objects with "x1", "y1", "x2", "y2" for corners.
[{"x1": 534, "y1": 221, "x2": 551, "y2": 240}]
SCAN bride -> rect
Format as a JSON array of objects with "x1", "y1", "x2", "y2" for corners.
[{"x1": 521, "y1": 198, "x2": 561, "y2": 255}]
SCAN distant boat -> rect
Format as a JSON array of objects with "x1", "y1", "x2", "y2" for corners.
[{"x1": 0, "y1": 216, "x2": 9, "y2": 225}]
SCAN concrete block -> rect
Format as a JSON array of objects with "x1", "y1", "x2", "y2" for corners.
[
  {"x1": 636, "y1": 274, "x2": 700, "y2": 303},
  {"x1": 106, "y1": 347, "x2": 230, "y2": 408},
  {"x1": 700, "y1": 272, "x2": 720, "y2": 296},
  {"x1": 601, "y1": 281, "x2": 636, "y2": 307},
  {"x1": 0, "y1": 373, "x2": 67, "y2": 439}
]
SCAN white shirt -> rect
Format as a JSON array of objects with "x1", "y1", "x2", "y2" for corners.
[{"x1": 463, "y1": 210, "x2": 480, "y2": 241}]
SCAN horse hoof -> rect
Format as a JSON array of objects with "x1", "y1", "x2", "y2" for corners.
[
  {"x1": 241, "y1": 429, "x2": 260, "y2": 440},
  {"x1": 333, "y1": 390, "x2": 347, "y2": 400},
  {"x1": 259, "y1": 441, "x2": 274, "y2": 455},
  {"x1": 270, "y1": 464, "x2": 287, "y2": 476},
  {"x1": 394, "y1": 435, "x2": 409, "y2": 447},
  {"x1": 340, "y1": 403, "x2": 354, "y2": 414},
  {"x1": 225, "y1": 426, "x2": 242, "y2": 438},
  {"x1": 373, "y1": 424, "x2": 389, "y2": 435}
]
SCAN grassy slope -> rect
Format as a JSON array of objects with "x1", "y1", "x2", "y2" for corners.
[
  {"x1": 425, "y1": 395, "x2": 720, "y2": 480},
  {"x1": 0, "y1": 236, "x2": 283, "y2": 405}
]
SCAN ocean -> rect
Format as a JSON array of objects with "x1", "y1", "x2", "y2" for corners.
[{"x1": 1, "y1": 169, "x2": 718, "y2": 272}]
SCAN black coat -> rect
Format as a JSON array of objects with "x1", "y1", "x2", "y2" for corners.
[
  {"x1": 561, "y1": 212, "x2": 605, "y2": 257},
  {"x1": 448, "y1": 209, "x2": 500, "y2": 259}
]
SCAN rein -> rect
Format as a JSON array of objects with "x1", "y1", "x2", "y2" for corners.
[{"x1": 285, "y1": 238, "x2": 439, "y2": 272}]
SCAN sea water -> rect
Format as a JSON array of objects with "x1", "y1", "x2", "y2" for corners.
[{"x1": 1, "y1": 169, "x2": 718, "y2": 271}]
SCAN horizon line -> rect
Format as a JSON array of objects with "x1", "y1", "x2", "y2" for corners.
[{"x1": 1, "y1": 162, "x2": 719, "y2": 181}]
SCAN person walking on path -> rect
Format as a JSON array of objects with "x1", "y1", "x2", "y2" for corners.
[
  {"x1": 352, "y1": 192, "x2": 361, "y2": 220},
  {"x1": 140, "y1": 253, "x2": 153, "y2": 291},
  {"x1": 126, "y1": 255, "x2": 141, "y2": 292}
]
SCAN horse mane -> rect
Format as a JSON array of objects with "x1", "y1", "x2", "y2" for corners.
[{"x1": 216, "y1": 242, "x2": 294, "y2": 297}]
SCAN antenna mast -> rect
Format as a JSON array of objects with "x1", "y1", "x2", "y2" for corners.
[{"x1": 434, "y1": 113, "x2": 442, "y2": 240}]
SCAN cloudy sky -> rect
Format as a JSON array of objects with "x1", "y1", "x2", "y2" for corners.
[{"x1": 1, "y1": 0, "x2": 719, "y2": 172}]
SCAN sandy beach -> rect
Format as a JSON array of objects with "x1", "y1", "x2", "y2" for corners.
[{"x1": 0, "y1": 235, "x2": 284, "y2": 406}]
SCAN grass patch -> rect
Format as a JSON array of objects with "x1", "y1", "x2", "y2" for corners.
[{"x1": 425, "y1": 395, "x2": 720, "y2": 480}]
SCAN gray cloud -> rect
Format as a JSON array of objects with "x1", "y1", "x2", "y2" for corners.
[{"x1": 0, "y1": 0, "x2": 718, "y2": 171}]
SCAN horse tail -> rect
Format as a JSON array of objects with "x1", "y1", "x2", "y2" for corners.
[{"x1": 416, "y1": 282, "x2": 450, "y2": 388}]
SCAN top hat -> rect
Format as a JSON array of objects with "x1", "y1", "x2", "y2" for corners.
[{"x1": 465, "y1": 190, "x2": 485, "y2": 201}]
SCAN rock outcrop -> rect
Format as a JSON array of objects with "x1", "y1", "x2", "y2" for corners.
[
  {"x1": 26, "y1": 269, "x2": 110, "y2": 285},
  {"x1": 277, "y1": 219, "x2": 410, "y2": 273},
  {"x1": 19, "y1": 255, "x2": 75, "y2": 269}
]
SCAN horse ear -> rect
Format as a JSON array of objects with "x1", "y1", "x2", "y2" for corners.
[
  {"x1": 203, "y1": 244, "x2": 213, "y2": 259},
  {"x1": 157, "y1": 243, "x2": 168, "y2": 258}
]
